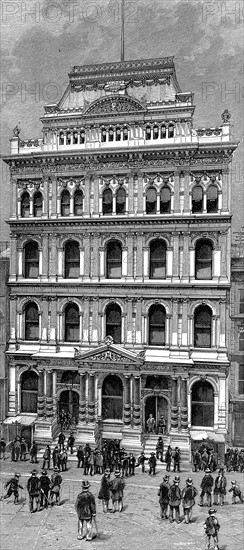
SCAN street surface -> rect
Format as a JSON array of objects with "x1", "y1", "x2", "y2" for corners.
[{"x1": 0, "y1": 454, "x2": 244, "y2": 550}]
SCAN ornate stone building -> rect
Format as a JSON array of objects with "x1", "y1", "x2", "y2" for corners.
[{"x1": 3, "y1": 57, "x2": 238, "y2": 454}]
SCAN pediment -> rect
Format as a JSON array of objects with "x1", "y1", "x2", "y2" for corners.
[
  {"x1": 74, "y1": 337, "x2": 144, "y2": 366},
  {"x1": 83, "y1": 94, "x2": 147, "y2": 117}
]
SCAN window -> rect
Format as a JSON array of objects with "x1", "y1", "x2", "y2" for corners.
[
  {"x1": 239, "y1": 330, "x2": 244, "y2": 352},
  {"x1": 21, "y1": 371, "x2": 38, "y2": 413},
  {"x1": 74, "y1": 190, "x2": 83, "y2": 216},
  {"x1": 191, "y1": 380, "x2": 214, "y2": 427},
  {"x1": 25, "y1": 302, "x2": 39, "y2": 341},
  {"x1": 207, "y1": 184, "x2": 218, "y2": 212},
  {"x1": 123, "y1": 126, "x2": 128, "y2": 140},
  {"x1": 160, "y1": 186, "x2": 171, "y2": 213},
  {"x1": 240, "y1": 290, "x2": 244, "y2": 314},
  {"x1": 106, "y1": 241, "x2": 122, "y2": 278},
  {"x1": 67, "y1": 131, "x2": 71, "y2": 145},
  {"x1": 21, "y1": 192, "x2": 30, "y2": 218},
  {"x1": 108, "y1": 127, "x2": 114, "y2": 141},
  {"x1": 33, "y1": 192, "x2": 43, "y2": 217},
  {"x1": 61, "y1": 190, "x2": 70, "y2": 216},
  {"x1": 153, "y1": 125, "x2": 159, "y2": 139},
  {"x1": 194, "y1": 305, "x2": 212, "y2": 348},
  {"x1": 73, "y1": 131, "x2": 78, "y2": 144},
  {"x1": 116, "y1": 187, "x2": 126, "y2": 214},
  {"x1": 80, "y1": 129, "x2": 85, "y2": 144},
  {"x1": 192, "y1": 185, "x2": 203, "y2": 213},
  {"x1": 161, "y1": 125, "x2": 166, "y2": 139},
  {"x1": 146, "y1": 126, "x2": 151, "y2": 140},
  {"x1": 59, "y1": 132, "x2": 64, "y2": 145},
  {"x1": 101, "y1": 127, "x2": 106, "y2": 142},
  {"x1": 105, "y1": 303, "x2": 121, "y2": 344},
  {"x1": 149, "y1": 304, "x2": 166, "y2": 346},
  {"x1": 146, "y1": 187, "x2": 157, "y2": 214},
  {"x1": 116, "y1": 127, "x2": 121, "y2": 141},
  {"x1": 239, "y1": 364, "x2": 244, "y2": 394},
  {"x1": 168, "y1": 124, "x2": 174, "y2": 138},
  {"x1": 149, "y1": 239, "x2": 166, "y2": 279},
  {"x1": 102, "y1": 375, "x2": 123, "y2": 420},
  {"x1": 102, "y1": 188, "x2": 112, "y2": 215},
  {"x1": 65, "y1": 240, "x2": 80, "y2": 278},
  {"x1": 24, "y1": 241, "x2": 39, "y2": 278},
  {"x1": 64, "y1": 303, "x2": 79, "y2": 342},
  {"x1": 195, "y1": 239, "x2": 213, "y2": 279}
]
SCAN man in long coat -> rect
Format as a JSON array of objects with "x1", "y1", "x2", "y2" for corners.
[
  {"x1": 75, "y1": 480, "x2": 96, "y2": 541},
  {"x1": 168, "y1": 476, "x2": 182, "y2": 523},
  {"x1": 213, "y1": 468, "x2": 227, "y2": 506},
  {"x1": 158, "y1": 474, "x2": 170, "y2": 519},
  {"x1": 109, "y1": 470, "x2": 125, "y2": 512},
  {"x1": 199, "y1": 468, "x2": 214, "y2": 507},
  {"x1": 98, "y1": 468, "x2": 111, "y2": 512},
  {"x1": 181, "y1": 477, "x2": 198, "y2": 523}
]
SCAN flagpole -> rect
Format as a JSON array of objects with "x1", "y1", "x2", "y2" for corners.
[{"x1": 121, "y1": 0, "x2": 125, "y2": 61}]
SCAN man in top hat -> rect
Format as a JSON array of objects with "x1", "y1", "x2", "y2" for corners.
[
  {"x1": 39, "y1": 470, "x2": 51, "y2": 509},
  {"x1": 199, "y1": 468, "x2": 214, "y2": 507},
  {"x1": 213, "y1": 468, "x2": 227, "y2": 506},
  {"x1": 50, "y1": 466, "x2": 62, "y2": 506},
  {"x1": 27, "y1": 469, "x2": 40, "y2": 513},
  {"x1": 181, "y1": 477, "x2": 198, "y2": 523},
  {"x1": 165, "y1": 445, "x2": 172, "y2": 472},
  {"x1": 148, "y1": 452, "x2": 157, "y2": 475},
  {"x1": 75, "y1": 480, "x2": 96, "y2": 541},
  {"x1": 98, "y1": 468, "x2": 111, "y2": 513},
  {"x1": 204, "y1": 508, "x2": 220, "y2": 550},
  {"x1": 1, "y1": 473, "x2": 23, "y2": 504},
  {"x1": 228, "y1": 480, "x2": 244, "y2": 504},
  {"x1": 168, "y1": 476, "x2": 182, "y2": 523},
  {"x1": 156, "y1": 437, "x2": 164, "y2": 462},
  {"x1": 173, "y1": 447, "x2": 181, "y2": 472},
  {"x1": 158, "y1": 474, "x2": 170, "y2": 519},
  {"x1": 128, "y1": 453, "x2": 136, "y2": 476},
  {"x1": 137, "y1": 451, "x2": 148, "y2": 473},
  {"x1": 109, "y1": 470, "x2": 125, "y2": 513}
]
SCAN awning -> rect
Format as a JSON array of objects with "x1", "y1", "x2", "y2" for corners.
[
  {"x1": 4, "y1": 415, "x2": 36, "y2": 426},
  {"x1": 190, "y1": 430, "x2": 225, "y2": 443}
]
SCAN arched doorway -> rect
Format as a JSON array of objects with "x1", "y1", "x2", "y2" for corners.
[
  {"x1": 145, "y1": 395, "x2": 168, "y2": 433},
  {"x1": 21, "y1": 371, "x2": 38, "y2": 413},
  {"x1": 59, "y1": 390, "x2": 79, "y2": 425},
  {"x1": 102, "y1": 375, "x2": 123, "y2": 420}
]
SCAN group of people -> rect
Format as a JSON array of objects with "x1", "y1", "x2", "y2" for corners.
[
  {"x1": 1, "y1": 468, "x2": 62, "y2": 511},
  {"x1": 146, "y1": 413, "x2": 167, "y2": 434},
  {"x1": 224, "y1": 447, "x2": 244, "y2": 472},
  {"x1": 192, "y1": 447, "x2": 220, "y2": 472},
  {"x1": 59, "y1": 409, "x2": 73, "y2": 431}
]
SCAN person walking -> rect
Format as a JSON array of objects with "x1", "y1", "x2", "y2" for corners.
[
  {"x1": 199, "y1": 468, "x2": 214, "y2": 507},
  {"x1": 75, "y1": 480, "x2": 97, "y2": 541},
  {"x1": 156, "y1": 437, "x2": 164, "y2": 462},
  {"x1": 20, "y1": 438, "x2": 28, "y2": 461},
  {"x1": 30, "y1": 441, "x2": 38, "y2": 464},
  {"x1": 168, "y1": 476, "x2": 182, "y2": 523},
  {"x1": 148, "y1": 452, "x2": 157, "y2": 475},
  {"x1": 77, "y1": 446, "x2": 84, "y2": 469},
  {"x1": 158, "y1": 474, "x2": 170, "y2": 519},
  {"x1": 192, "y1": 448, "x2": 201, "y2": 472},
  {"x1": 228, "y1": 480, "x2": 244, "y2": 504},
  {"x1": 68, "y1": 432, "x2": 75, "y2": 454},
  {"x1": 128, "y1": 453, "x2": 136, "y2": 476},
  {"x1": 181, "y1": 477, "x2": 198, "y2": 523},
  {"x1": 52, "y1": 445, "x2": 59, "y2": 469},
  {"x1": 121, "y1": 453, "x2": 129, "y2": 478},
  {"x1": 109, "y1": 470, "x2": 125, "y2": 513},
  {"x1": 98, "y1": 468, "x2": 111, "y2": 513},
  {"x1": 27, "y1": 469, "x2": 40, "y2": 513},
  {"x1": 165, "y1": 445, "x2": 172, "y2": 472},
  {"x1": 50, "y1": 466, "x2": 62, "y2": 506},
  {"x1": 58, "y1": 431, "x2": 65, "y2": 452},
  {"x1": 137, "y1": 451, "x2": 147, "y2": 473},
  {"x1": 173, "y1": 447, "x2": 181, "y2": 472},
  {"x1": 1, "y1": 473, "x2": 23, "y2": 504},
  {"x1": 42, "y1": 445, "x2": 51, "y2": 470},
  {"x1": 14, "y1": 438, "x2": 21, "y2": 462},
  {"x1": 39, "y1": 470, "x2": 50, "y2": 509},
  {"x1": 0, "y1": 437, "x2": 6, "y2": 460},
  {"x1": 213, "y1": 468, "x2": 227, "y2": 506},
  {"x1": 59, "y1": 448, "x2": 68, "y2": 472},
  {"x1": 204, "y1": 508, "x2": 220, "y2": 550}
]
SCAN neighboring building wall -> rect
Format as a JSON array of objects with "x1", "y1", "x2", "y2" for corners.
[{"x1": 0, "y1": 242, "x2": 10, "y2": 427}]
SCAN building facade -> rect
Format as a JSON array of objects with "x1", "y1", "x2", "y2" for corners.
[
  {"x1": 3, "y1": 57, "x2": 238, "y2": 454},
  {"x1": 0, "y1": 242, "x2": 10, "y2": 430}
]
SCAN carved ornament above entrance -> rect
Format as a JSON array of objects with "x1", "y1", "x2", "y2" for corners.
[{"x1": 83, "y1": 95, "x2": 147, "y2": 117}]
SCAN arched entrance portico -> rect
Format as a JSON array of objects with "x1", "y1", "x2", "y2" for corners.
[
  {"x1": 144, "y1": 394, "x2": 169, "y2": 433},
  {"x1": 58, "y1": 390, "x2": 79, "y2": 425}
]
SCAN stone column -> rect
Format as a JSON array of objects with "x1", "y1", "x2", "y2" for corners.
[
  {"x1": 79, "y1": 372, "x2": 86, "y2": 423},
  {"x1": 84, "y1": 175, "x2": 91, "y2": 216},
  {"x1": 9, "y1": 295, "x2": 17, "y2": 342},
  {"x1": 88, "y1": 373, "x2": 95, "y2": 422},
  {"x1": 221, "y1": 169, "x2": 228, "y2": 212},
  {"x1": 49, "y1": 297, "x2": 57, "y2": 343},
  {"x1": 182, "y1": 233, "x2": 190, "y2": 280},
  {"x1": 173, "y1": 172, "x2": 180, "y2": 213},
  {"x1": 92, "y1": 176, "x2": 99, "y2": 216},
  {"x1": 83, "y1": 235, "x2": 90, "y2": 280},
  {"x1": 50, "y1": 234, "x2": 58, "y2": 282},
  {"x1": 126, "y1": 232, "x2": 134, "y2": 279},
  {"x1": 9, "y1": 234, "x2": 18, "y2": 281},
  {"x1": 136, "y1": 233, "x2": 143, "y2": 279},
  {"x1": 137, "y1": 175, "x2": 144, "y2": 215},
  {"x1": 128, "y1": 175, "x2": 134, "y2": 215},
  {"x1": 46, "y1": 370, "x2": 53, "y2": 418},
  {"x1": 171, "y1": 299, "x2": 178, "y2": 346},
  {"x1": 181, "y1": 299, "x2": 188, "y2": 347},
  {"x1": 180, "y1": 377, "x2": 188, "y2": 430},
  {"x1": 135, "y1": 298, "x2": 142, "y2": 344},
  {"x1": 42, "y1": 176, "x2": 49, "y2": 217},
  {"x1": 123, "y1": 375, "x2": 131, "y2": 426},
  {"x1": 172, "y1": 233, "x2": 179, "y2": 279},
  {"x1": 183, "y1": 171, "x2": 190, "y2": 213},
  {"x1": 50, "y1": 175, "x2": 57, "y2": 218},
  {"x1": 92, "y1": 233, "x2": 99, "y2": 280},
  {"x1": 41, "y1": 235, "x2": 49, "y2": 279},
  {"x1": 126, "y1": 299, "x2": 133, "y2": 344},
  {"x1": 133, "y1": 376, "x2": 141, "y2": 427},
  {"x1": 170, "y1": 377, "x2": 178, "y2": 431},
  {"x1": 37, "y1": 369, "x2": 45, "y2": 417}
]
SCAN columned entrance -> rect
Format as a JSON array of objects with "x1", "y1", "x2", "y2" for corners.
[
  {"x1": 59, "y1": 390, "x2": 79, "y2": 424},
  {"x1": 145, "y1": 395, "x2": 168, "y2": 432}
]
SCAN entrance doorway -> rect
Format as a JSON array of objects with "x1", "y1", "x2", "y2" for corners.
[
  {"x1": 59, "y1": 390, "x2": 79, "y2": 425},
  {"x1": 145, "y1": 395, "x2": 168, "y2": 433}
]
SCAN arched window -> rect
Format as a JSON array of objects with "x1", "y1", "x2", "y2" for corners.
[
  {"x1": 207, "y1": 185, "x2": 218, "y2": 213},
  {"x1": 64, "y1": 303, "x2": 79, "y2": 342},
  {"x1": 195, "y1": 240, "x2": 213, "y2": 279},
  {"x1": 59, "y1": 131, "x2": 64, "y2": 145},
  {"x1": 24, "y1": 241, "x2": 39, "y2": 278},
  {"x1": 66, "y1": 131, "x2": 71, "y2": 145},
  {"x1": 102, "y1": 188, "x2": 112, "y2": 215},
  {"x1": 192, "y1": 185, "x2": 203, "y2": 213},
  {"x1": 21, "y1": 192, "x2": 30, "y2": 218},
  {"x1": 106, "y1": 303, "x2": 121, "y2": 344},
  {"x1": 149, "y1": 239, "x2": 166, "y2": 279},
  {"x1": 123, "y1": 126, "x2": 128, "y2": 140},
  {"x1": 65, "y1": 240, "x2": 80, "y2": 278},
  {"x1": 61, "y1": 190, "x2": 70, "y2": 216},
  {"x1": 191, "y1": 380, "x2": 214, "y2": 427},
  {"x1": 168, "y1": 124, "x2": 174, "y2": 138},
  {"x1": 74, "y1": 190, "x2": 83, "y2": 216},
  {"x1": 146, "y1": 187, "x2": 157, "y2": 214},
  {"x1": 106, "y1": 240, "x2": 122, "y2": 278},
  {"x1": 102, "y1": 375, "x2": 123, "y2": 420},
  {"x1": 161, "y1": 125, "x2": 166, "y2": 139},
  {"x1": 146, "y1": 126, "x2": 151, "y2": 140},
  {"x1": 116, "y1": 187, "x2": 126, "y2": 214},
  {"x1": 160, "y1": 186, "x2": 171, "y2": 213},
  {"x1": 80, "y1": 129, "x2": 85, "y2": 144},
  {"x1": 21, "y1": 371, "x2": 38, "y2": 413},
  {"x1": 25, "y1": 302, "x2": 39, "y2": 341},
  {"x1": 33, "y1": 192, "x2": 43, "y2": 217},
  {"x1": 194, "y1": 305, "x2": 212, "y2": 348},
  {"x1": 153, "y1": 125, "x2": 159, "y2": 139},
  {"x1": 73, "y1": 131, "x2": 78, "y2": 144},
  {"x1": 116, "y1": 127, "x2": 121, "y2": 141},
  {"x1": 149, "y1": 304, "x2": 166, "y2": 346}
]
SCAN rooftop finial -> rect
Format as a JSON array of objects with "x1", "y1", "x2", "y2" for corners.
[
  {"x1": 13, "y1": 124, "x2": 21, "y2": 137},
  {"x1": 121, "y1": 0, "x2": 125, "y2": 62}
]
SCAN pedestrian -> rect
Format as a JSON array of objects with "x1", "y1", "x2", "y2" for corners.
[
  {"x1": 59, "y1": 448, "x2": 68, "y2": 472},
  {"x1": 168, "y1": 476, "x2": 182, "y2": 523},
  {"x1": 199, "y1": 468, "x2": 214, "y2": 507},
  {"x1": 213, "y1": 468, "x2": 227, "y2": 506},
  {"x1": 158, "y1": 414, "x2": 166, "y2": 435},
  {"x1": 14, "y1": 438, "x2": 21, "y2": 462},
  {"x1": 1, "y1": 473, "x2": 23, "y2": 504},
  {"x1": 84, "y1": 451, "x2": 91, "y2": 476},
  {"x1": 27, "y1": 469, "x2": 40, "y2": 513},
  {"x1": 20, "y1": 438, "x2": 28, "y2": 461},
  {"x1": 68, "y1": 432, "x2": 75, "y2": 454},
  {"x1": 95, "y1": 450, "x2": 103, "y2": 474},
  {"x1": 128, "y1": 453, "x2": 136, "y2": 476},
  {"x1": 173, "y1": 447, "x2": 181, "y2": 472},
  {"x1": 75, "y1": 480, "x2": 97, "y2": 541},
  {"x1": 165, "y1": 445, "x2": 172, "y2": 472},
  {"x1": 192, "y1": 448, "x2": 201, "y2": 472},
  {"x1": 52, "y1": 445, "x2": 59, "y2": 469},
  {"x1": 89, "y1": 451, "x2": 95, "y2": 476},
  {"x1": 110, "y1": 470, "x2": 125, "y2": 513},
  {"x1": 146, "y1": 413, "x2": 155, "y2": 433},
  {"x1": 98, "y1": 468, "x2": 111, "y2": 513},
  {"x1": 39, "y1": 470, "x2": 50, "y2": 509},
  {"x1": 181, "y1": 477, "x2": 198, "y2": 524},
  {"x1": 121, "y1": 453, "x2": 129, "y2": 478},
  {"x1": 148, "y1": 452, "x2": 157, "y2": 475},
  {"x1": 50, "y1": 466, "x2": 62, "y2": 506},
  {"x1": 137, "y1": 451, "x2": 147, "y2": 473},
  {"x1": 204, "y1": 508, "x2": 220, "y2": 550},
  {"x1": 158, "y1": 474, "x2": 170, "y2": 519},
  {"x1": 201, "y1": 448, "x2": 209, "y2": 471},
  {"x1": 77, "y1": 446, "x2": 84, "y2": 469},
  {"x1": 228, "y1": 480, "x2": 244, "y2": 504},
  {"x1": 30, "y1": 441, "x2": 38, "y2": 463},
  {"x1": 58, "y1": 431, "x2": 65, "y2": 452},
  {"x1": 156, "y1": 436, "x2": 164, "y2": 462},
  {"x1": 0, "y1": 437, "x2": 6, "y2": 460},
  {"x1": 42, "y1": 445, "x2": 51, "y2": 470},
  {"x1": 10, "y1": 439, "x2": 16, "y2": 462}
]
